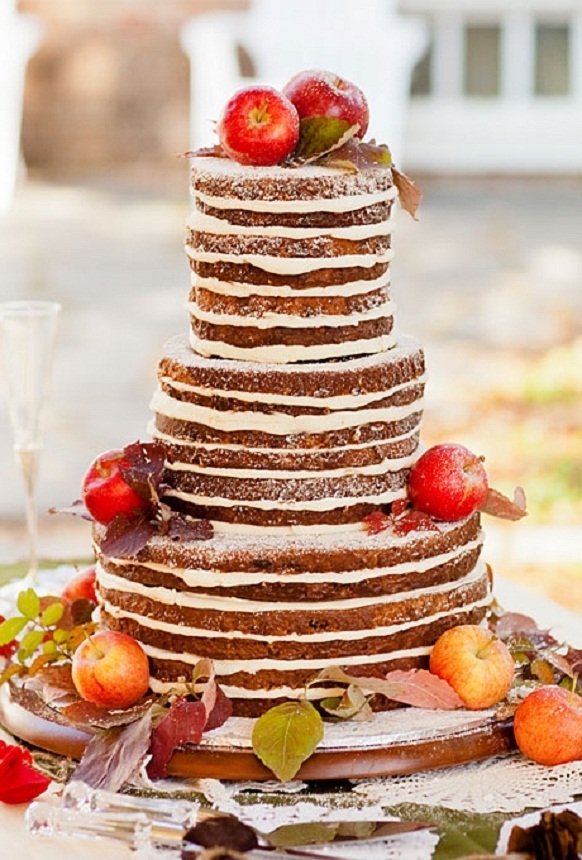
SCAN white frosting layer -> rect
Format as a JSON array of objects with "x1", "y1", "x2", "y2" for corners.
[
  {"x1": 187, "y1": 208, "x2": 395, "y2": 240},
  {"x1": 193, "y1": 183, "x2": 397, "y2": 214},
  {"x1": 186, "y1": 244, "x2": 394, "y2": 275},
  {"x1": 151, "y1": 384, "x2": 420, "y2": 435},
  {"x1": 191, "y1": 273, "x2": 390, "y2": 298},
  {"x1": 159, "y1": 372, "x2": 424, "y2": 410},
  {"x1": 188, "y1": 331, "x2": 397, "y2": 362},
  {"x1": 165, "y1": 453, "x2": 417, "y2": 481},
  {"x1": 98, "y1": 557, "x2": 485, "y2": 617},
  {"x1": 187, "y1": 299, "x2": 394, "y2": 329},
  {"x1": 102, "y1": 536, "x2": 482, "y2": 590}
]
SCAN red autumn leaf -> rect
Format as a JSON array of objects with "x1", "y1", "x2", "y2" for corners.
[
  {"x1": 147, "y1": 697, "x2": 207, "y2": 780},
  {"x1": 167, "y1": 513, "x2": 214, "y2": 542},
  {"x1": 392, "y1": 509, "x2": 438, "y2": 536},
  {"x1": 100, "y1": 510, "x2": 156, "y2": 559},
  {"x1": 480, "y1": 486, "x2": 527, "y2": 521},
  {"x1": 119, "y1": 440, "x2": 168, "y2": 506},
  {"x1": 206, "y1": 683, "x2": 233, "y2": 731},
  {"x1": 0, "y1": 740, "x2": 51, "y2": 804},
  {"x1": 362, "y1": 510, "x2": 391, "y2": 535},
  {"x1": 495, "y1": 612, "x2": 541, "y2": 640}
]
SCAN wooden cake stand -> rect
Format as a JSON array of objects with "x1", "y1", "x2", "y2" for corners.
[{"x1": 0, "y1": 682, "x2": 516, "y2": 781}]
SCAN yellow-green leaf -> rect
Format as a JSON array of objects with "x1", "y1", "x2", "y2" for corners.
[
  {"x1": 19, "y1": 628, "x2": 45, "y2": 657},
  {"x1": 0, "y1": 615, "x2": 27, "y2": 645},
  {"x1": 41, "y1": 601, "x2": 64, "y2": 627},
  {"x1": 251, "y1": 700, "x2": 323, "y2": 782},
  {"x1": 17, "y1": 587, "x2": 40, "y2": 621}
]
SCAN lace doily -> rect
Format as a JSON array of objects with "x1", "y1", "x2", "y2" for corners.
[{"x1": 352, "y1": 753, "x2": 582, "y2": 814}]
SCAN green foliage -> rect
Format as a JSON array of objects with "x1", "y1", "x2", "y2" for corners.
[
  {"x1": 251, "y1": 700, "x2": 324, "y2": 782},
  {"x1": 0, "y1": 587, "x2": 94, "y2": 686}
]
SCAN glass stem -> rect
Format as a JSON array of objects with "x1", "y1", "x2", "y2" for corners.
[{"x1": 16, "y1": 446, "x2": 40, "y2": 584}]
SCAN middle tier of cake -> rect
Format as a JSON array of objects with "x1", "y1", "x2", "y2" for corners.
[{"x1": 149, "y1": 332, "x2": 426, "y2": 531}]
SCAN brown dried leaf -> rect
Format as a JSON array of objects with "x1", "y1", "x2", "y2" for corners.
[
  {"x1": 71, "y1": 709, "x2": 153, "y2": 791},
  {"x1": 315, "y1": 665, "x2": 463, "y2": 709},
  {"x1": 392, "y1": 166, "x2": 423, "y2": 219},
  {"x1": 480, "y1": 486, "x2": 527, "y2": 521},
  {"x1": 507, "y1": 809, "x2": 582, "y2": 859}
]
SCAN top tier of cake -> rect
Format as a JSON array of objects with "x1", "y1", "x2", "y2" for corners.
[{"x1": 186, "y1": 156, "x2": 396, "y2": 364}]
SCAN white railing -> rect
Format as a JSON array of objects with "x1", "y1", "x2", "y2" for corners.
[{"x1": 0, "y1": 2, "x2": 41, "y2": 216}]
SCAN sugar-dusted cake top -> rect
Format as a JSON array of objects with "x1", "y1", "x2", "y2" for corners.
[{"x1": 190, "y1": 156, "x2": 394, "y2": 205}]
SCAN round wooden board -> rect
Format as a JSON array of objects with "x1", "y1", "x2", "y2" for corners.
[{"x1": 0, "y1": 683, "x2": 516, "y2": 781}]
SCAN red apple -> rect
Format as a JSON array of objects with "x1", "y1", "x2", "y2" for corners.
[
  {"x1": 71, "y1": 630, "x2": 150, "y2": 710},
  {"x1": 429, "y1": 624, "x2": 515, "y2": 710},
  {"x1": 282, "y1": 69, "x2": 369, "y2": 138},
  {"x1": 82, "y1": 449, "x2": 149, "y2": 526},
  {"x1": 62, "y1": 565, "x2": 97, "y2": 604},
  {"x1": 513, "y1": 685, "x2": 582, "y2": 766},
  {"x1": 217, "y1": 85, "x2": 300, "y2": 166},
  {"x1": 408, "y1": 443, "x2": 489, "y2": 521}
]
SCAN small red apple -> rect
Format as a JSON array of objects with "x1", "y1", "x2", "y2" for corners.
[
  {"x1": 513, "y1": 685, "x2": 582, "y2": 766},
  {"x1": 282, "y1": 69, "x2": 370, "y2": 138},
  {"x1": 71, "y1": 630, "x2": 150, "y2": 710},
  {"x1": 62, "y1": 565, "x2": 98, "y2": 605},
  {"x1": 408, "y1": 443, "x2": 489, "y2": 521},
  {"x1": 429, "y1": 624, "x2": 515, "y2": 710},
  {"x1": 217, "y1": 85, "x2": 300, "y2": 166},
  {"x1": 82, "y1": 449, "x2": 149, "y2": 526}
]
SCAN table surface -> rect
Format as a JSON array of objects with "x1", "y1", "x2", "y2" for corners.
[{"x1": 1, "y1": 573, "x2": 581, "y2": 860}]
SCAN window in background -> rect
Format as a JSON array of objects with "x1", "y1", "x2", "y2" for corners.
[
  {"x1": 535, "y1": 22, "x2": 570, "y2": 96},
  {"x1": 464, "y1": 24, "x2": 501, "y2": 96},
  {"x1": 410, "y1": 37, "x2": 433, "y2": 96}
]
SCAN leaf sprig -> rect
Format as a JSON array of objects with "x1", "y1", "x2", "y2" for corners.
[{"x1": 0, "y1": 587, "x2": 96, "y2": 686}]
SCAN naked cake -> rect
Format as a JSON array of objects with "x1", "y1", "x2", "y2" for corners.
[{"x1": 95, "y1": 145, "x2": 491, "y2": 717}]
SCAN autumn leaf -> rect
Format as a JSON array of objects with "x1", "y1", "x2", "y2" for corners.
[
  {"x1": 71, "y1": 709, "x2": 152, "y2": 791},
  {"x1": 288, "y1": 116, "x2": 358, "y2": 163},
  {"x1": 392, "y1": 166, "x2": 423, "y2": 219},
  {"x1": 251, "y1": 700, "x2": 324, "y2": 782},
  {"x1": 314, "y1": 665, "x2": 463, "y2": 709},
  {"x1": 480, "y1": 486, "x2": 527, "y2": 520}
]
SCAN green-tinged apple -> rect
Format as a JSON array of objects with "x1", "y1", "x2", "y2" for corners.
[
  {"x1": 217, "y1": 85, "x2": 300, "y2": 166},
  {"x1": 282, "y1": 69, "x2": 370, "y2": 138},
  {"x1": 71, "y1": 630, "x2": 150, "y2": 710},
  {"x1": 429, "y1": 624, "x2": 515, "y2": 710},
  {"x1": 513, "y1": 685, "x2": 582, "y2": 766},
  {"x1": 62, "y1": 565, "x2": 97, "y2": 604}
]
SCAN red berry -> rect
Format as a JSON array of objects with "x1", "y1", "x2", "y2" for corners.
[
  {"x1": 0, "y1": 616, "x2": 17, "y2": 659},
  {"x1": 217, "y1": 85, "x2": 300, "y2": 166},
  {"x1": 82, "y1": 449, "x2": 149, "y2": 526},
  {"x1": 408, "y1": 443, "x2": 489, "y2": 522}
]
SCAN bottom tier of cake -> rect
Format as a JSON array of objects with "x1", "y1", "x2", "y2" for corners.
[{"x1": 95, "y1": 513, "x2": 490, "y2": 716}]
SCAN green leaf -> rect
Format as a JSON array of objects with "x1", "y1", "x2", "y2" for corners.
[
  {"x1": 52, "y1": 628, "x2": 69, "y2": 645},
  {"x1": 251, "y1": 700, "x2": 324, "y2": 782},
  {"x1": 17, "y1": 587, "x2": 41, "y2": 621},
  {"x1": 290, "y1": 117, "x2": 358, "y2": 163},
  {"x1": 19, "y1": 629, "x2": 45, "y2": 658},
  {"x1": 0, "y1": 615, "x2": 27, "y2": 645},
  {"x1": 41, "y1": 601, "x2": 65, "y2": 627}
]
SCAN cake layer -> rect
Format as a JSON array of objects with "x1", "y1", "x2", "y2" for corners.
[
  {"x1": 187, "y1": 157, "x2": 396, "y2": 362},
  {"x1": 150, "y1": 333, "x2": 425, "y2": 529},
  {"x1": 95, "y1": 514, "x2": 489, "y2": 716}
]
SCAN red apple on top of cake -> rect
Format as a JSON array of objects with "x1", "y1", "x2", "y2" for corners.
[
  {"x1": 217, "y1": 84, "x2": 300, "y2": 166},
  {"x1": 282, "y1": 69, "x2": 370, "y2": 138}
]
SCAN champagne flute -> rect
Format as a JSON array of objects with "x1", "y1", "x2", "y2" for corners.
[{"x1": 0, "y1": 300, "x2": 61, "y2": 584}]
